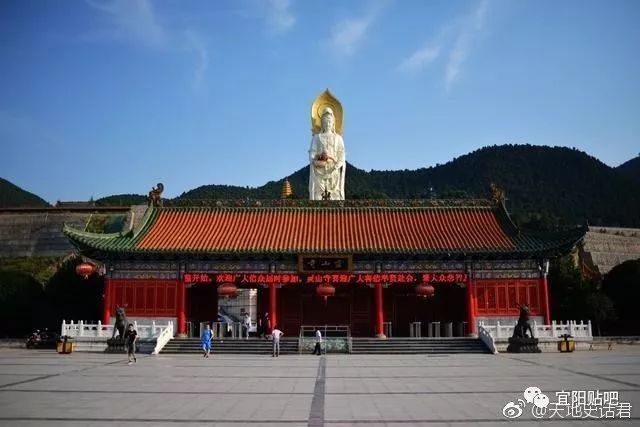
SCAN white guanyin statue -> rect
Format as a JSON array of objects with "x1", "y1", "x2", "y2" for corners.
[{"x1": 308, "y1": 106, "x2": 346, "y2": 200}]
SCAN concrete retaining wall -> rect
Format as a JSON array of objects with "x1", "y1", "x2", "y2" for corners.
[
  {"x1": 0, "y1": 339, "x2": 27, "y2": 348},
  {"x1": 71, "y1": 337, "x2": 157, "y2": 353}
]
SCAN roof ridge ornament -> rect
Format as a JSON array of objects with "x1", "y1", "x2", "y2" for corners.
[
  {"x1": 489, "y1": 182, "x2": 506, "y2": 205},
  {"x1": 148, "y1": 183, "x2": 164, "y2": 207}
]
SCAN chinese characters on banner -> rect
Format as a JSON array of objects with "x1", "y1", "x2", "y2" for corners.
[
  {"x1": 183, "y1": 272, "x2": 468, "y2": 285},
  {"x1": 422, "y1": 273, "x2": 468, "y2": 283},
  {"x1": 182, "y1": 273, "x2": 212, "y2": 283}
]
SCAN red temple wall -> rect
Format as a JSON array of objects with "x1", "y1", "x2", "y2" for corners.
[
  {"x1": 474, "y1": 279, "x2": 541, "y2": 316},
  {"x1": 110, "y1": 279, "x2": 178, "y2": 317}
]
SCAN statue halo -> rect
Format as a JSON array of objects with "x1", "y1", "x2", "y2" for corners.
[{"x1": 311, "y1": 89, "x2": 343, "y2": 135}]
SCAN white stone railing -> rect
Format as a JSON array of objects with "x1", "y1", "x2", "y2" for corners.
[
  {"x1": 210, "y1": 322, "x2": 244, "y2": 339},
  {"x1": 479, "y1": 320, "x2": 592, "y2": 340},
  {"x1": 478, "y1": 324, "x2": 498, "y2": 354},
  {"x1": 152, "y1": 321, "x2": 174, "y2": 354},
  {"x1": 61, "y1": 320, "x2": 174, "y2": 339}
]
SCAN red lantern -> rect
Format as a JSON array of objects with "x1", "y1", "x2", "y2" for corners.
[
  {"x1": 316, "y1": 284, "x2": 336, "y2": 302},
  {"x1": 415, "y1": 283, "x2": 435, "y2": 298},
  {"x1": 217, "y1": 283, "x2": 238, "y2": 298},
  {"x1": 75, "y1": 262, "x2": 96, "y2": 279}
]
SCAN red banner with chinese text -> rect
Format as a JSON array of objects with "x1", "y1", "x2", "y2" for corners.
[{"x1": 183, "y1": 272, "x2": 468, "y2": 285}]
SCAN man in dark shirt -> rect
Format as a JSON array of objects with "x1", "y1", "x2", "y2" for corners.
[{"x1": 123, "y1": 323, "x2": 137, "y2": 364}]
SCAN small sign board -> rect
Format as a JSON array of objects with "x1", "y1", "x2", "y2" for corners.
[{"x1": 298, "y1": 255, "x2": 352, "y2": 273}]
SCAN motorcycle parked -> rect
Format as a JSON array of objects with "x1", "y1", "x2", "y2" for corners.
[{"x1": 26, "y1": 329, "x2": 58, "y2": 349}]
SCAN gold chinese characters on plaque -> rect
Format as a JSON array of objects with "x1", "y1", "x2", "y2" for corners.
[{"x1": 298, "y1": 255, "x2": 353, "y2": 273}]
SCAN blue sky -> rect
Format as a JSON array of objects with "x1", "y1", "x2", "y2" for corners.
[{"x1": 1, "y1": 0, "x2": 639, "y2": 203}]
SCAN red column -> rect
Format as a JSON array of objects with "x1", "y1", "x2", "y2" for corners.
[
  {"x1": 541, "y1": 274, "x2": 551, "y2": 325},
  {"x1": 374, "y1": 283, "x2": 385, "y2": 338},
  {"x1": 177, "y1": 277, "x2": 187, "y2": 336},
  {"x1": 466, "y1": 278, "x2": 476, "y2": 335},
  {"x1": 102, "y1": 277, "x2": 112, "y2": 325},
  {"x1": 269, "y1": 283, "x2": 278, "y2": 329}
]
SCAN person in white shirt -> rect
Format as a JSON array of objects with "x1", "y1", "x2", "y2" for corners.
[
  {"x1": 271, "y1": 326, "x2": 283, "y2": 357},
  {"x1": 243, "y1": 313, "x2": 251, "y2": 340},
  {"x1": 312, "y1": 329, "x2": 323, "y2": 355}
]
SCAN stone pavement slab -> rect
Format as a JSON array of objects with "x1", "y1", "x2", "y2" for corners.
[{"x1": 0, "y1": 348, "x2": 638, "y2": 426}]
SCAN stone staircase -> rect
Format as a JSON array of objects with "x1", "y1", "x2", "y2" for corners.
[
  {"x1": 161, "y1": 337, "x2": 299, "y2": 354},
  {"x1": 161, "y1": 337, "x2": 489, "y2": 354},
  {"x1": 350, "y1": 337, "x2": 490, "y2": 354}
]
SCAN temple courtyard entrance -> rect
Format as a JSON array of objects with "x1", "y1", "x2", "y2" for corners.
[
  {"x1": 185, "y1": 283, "x2": 469, "y2": 338},
  {"x1": 274, "y1": 284, "x2": 467, "y2": 338},
  {"x1": 0, "y1": 348, "x2": 637, "y2": 424}
]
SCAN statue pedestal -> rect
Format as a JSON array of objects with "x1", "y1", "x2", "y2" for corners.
[
  {"x1": 507, "y1": 337, "x2": 541, "y2": 353},
  {"x1": 106, "y1": 336, "x2": 125, "y2": 353}
]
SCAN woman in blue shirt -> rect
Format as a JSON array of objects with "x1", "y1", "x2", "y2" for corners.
[{"x1": 201, "y1": 324, "x2": 213, "y2": 358}]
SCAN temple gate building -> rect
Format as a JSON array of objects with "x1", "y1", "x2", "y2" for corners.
[
  {"x1": 63, "y1": 90, "x2": 586, "y2": 339},
  {"x1": 64, "y1": 199, "x2": 585, "y2": 338}
]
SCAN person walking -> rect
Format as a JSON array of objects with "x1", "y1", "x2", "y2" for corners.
[
  {"x1": 201, "y1": 324, "x2": 213, "y2": 358},
  {"x1": 123, "y1": 323, "x2": 137, "y2": 364},
  {"x1": 271, "y1": 325, "x2": 283, "y2": 357},
  {"x1": 257, "y1": 315, "x2": 264, "y2": 338},
  {"x1": 311, "y1": 329, "x2": 323, "y2": 355},
  {"x1": 261, "y1": 312, "x2": 271, "y2": 340},
  {"x1": 243, "y1": 312, "x2": 251, "y2": 340}
]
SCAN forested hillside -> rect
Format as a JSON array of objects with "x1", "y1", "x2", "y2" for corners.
[
  {"x1": 4, "y1": 145, "x2": 639, "y2": 229},
  {"x1": 616, "y1": 155, "x2": 640, "y2": 183},
  {"x1": 176, "y1": 145, "x2": 640, "y2": 228},
  {"x1": 0, "y1": 178, "x2": 49, "y2": 208}
]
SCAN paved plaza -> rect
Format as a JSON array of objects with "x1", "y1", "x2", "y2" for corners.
[{"x1": 0, "y1": 347, "x2": 638, "y2": 426}]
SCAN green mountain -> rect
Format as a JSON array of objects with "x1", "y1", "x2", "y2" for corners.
[
  {"x1": 175, "y1": 145, "x2": 640, "y2": 228},
  {"x1": 95, "y1": 194, "x2": 148, "y2": 206},
  {"x1": 6, "y1": 145, "x2": 638, "y2": 229},
  {"x1": 616, "y1": 155, "x2": 640, "y2": 183},
  {"x1": 0, "y1": 178, "x2": 49, "y2": 208}
]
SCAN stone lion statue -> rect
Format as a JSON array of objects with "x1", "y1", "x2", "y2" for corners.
[
  {"x1": 512, "y1": 305, "x2": 534, "y2": 339},
  {"x1": 112, "y1": 306, "x2": 127, "y2": 339}
]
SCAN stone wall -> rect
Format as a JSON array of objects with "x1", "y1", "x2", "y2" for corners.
[
  {"x1": 0, "y1": 207, "x2": 133, "y2": 258},
  {"x1": 579, "y1": 226, "x2": 640, "y2": 275}
]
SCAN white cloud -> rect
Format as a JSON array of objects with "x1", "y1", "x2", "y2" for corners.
[
  {"x1": 85, "y1": 0, "x2": 209, "y2": 90},
  {"x1": 85, "y1": 0, "x2": 166, "y2": 49},
  {"x1": 328, "y1": 1, "x2": 389, "y2": 56},
  {"x1": 396, "y1": 0, "x2": 490, "y2": 91},
  {"x1": 330, "y1": 15, "x2": 374, "y2": 56},
  {"x1": 185, "y1": 31, "x2": 208, "y2": 90},
  {"x1": 444, "y1": 0, "x2": 489, "y2": 91},
  {"x1": 397, "y1": 45, "x2": 441, "y2": 74},
  {"x1": 265, "y1": 0, "x2": 296, "y2": 34}
]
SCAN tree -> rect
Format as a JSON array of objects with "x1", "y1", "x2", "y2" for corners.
[
  {"x1": 43, "y1": 257, "x2": 104, "y2": 331},
  {"x1": 585, "y1": 292, "x2": 616, "y2": 336},
  {"x1": 548, "y1": 255, "x2": 586, "y2": 321},
  {"x1": 548, "y1": 255, "x2": 616, "y2": 334},
  {"x1": 602, "y1": 259, "x2": 640, "y2": 335},
  {"x1": 0, "y1": 271, "x2": 46, "y2": 337}
]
